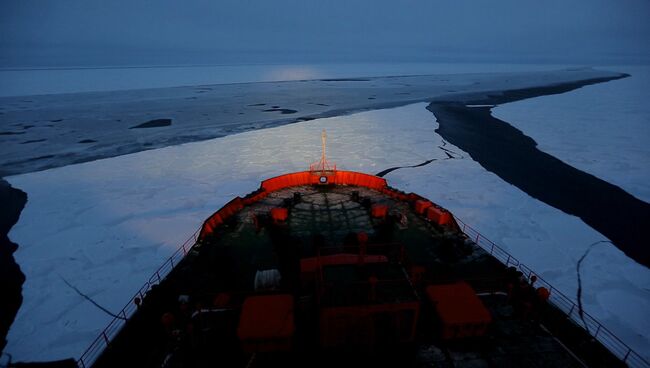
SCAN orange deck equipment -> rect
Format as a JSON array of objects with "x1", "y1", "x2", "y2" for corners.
[
  {"x1": 426, "y1": 206, "x2": 453, "y2": 226},
  {"x1": 319, "y1": 301, "x2": 420, "y2": 348},
  {"x1": 300, "y1": 254, "x2": 389, "y2": 273},
  {"x1": 426, "y1": 282, "x2": 492, "y2": 340},
  {"x1": 414, "y1": 200, "x2": 433, "y2": 215},
  {"x1": 270, "y1": 207, "x2": 289, "y2": 222},
  {"x1": 237, "y1": 294, "x2": 295, "y2": 352},
  {"x1": 371, "y1": 204, "x2": 389, "y2": 219}
]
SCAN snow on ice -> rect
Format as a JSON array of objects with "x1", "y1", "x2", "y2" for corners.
[{"x1": 493, "y1": 66, "x2": 650, "y2": 203}]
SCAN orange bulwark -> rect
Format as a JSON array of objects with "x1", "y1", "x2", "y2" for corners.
[
  {"x1": 197, "y1": 170, "x2": 461, "y2": 242},
  {"x1": 261, "y1": 171, "x2": 387, "y2": 193},
  {"x1": 199, "y1": 171, "x2": 390, "y2": 241},
  {"x1": 198, "y1": 197, "x2": 244, "y2": 240},
  {"x1": 426, "y1": 282, "x2": 492, "y2": 339},
  {"x1": 237, "y1": 294, "x2": 295, "y2": 352}
]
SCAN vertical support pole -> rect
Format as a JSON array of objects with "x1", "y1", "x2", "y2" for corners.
[
  {"x1": 321, "y1": 130, "x2": 327, "y2": 167},
  {"x1": 623, "y1": 348, "x2": 631, "y2": 362}
]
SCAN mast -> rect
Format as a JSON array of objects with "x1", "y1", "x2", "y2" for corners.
[
  {"x1": 321, "y1": 130, "x2": 327, "y2": 167},
  {"x1": 310, "y1": 129, "x2": 336, "y2": 174}
]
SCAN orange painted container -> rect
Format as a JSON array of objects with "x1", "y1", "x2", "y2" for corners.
[
  {"x1": 371, "y1": 204, "x2": 389, "y2": 218},
  {"x1": 414, "y1": 200, "x2": 433, "y2": 215},
  {"x1": 426, "y1": 282, "x2": 492, "y2": 340},
  {"x1": 426, "y1": 206, "x2": 453, "y2": 226},
  {"x1": 270, "y1": 207, "x2": 289, "y2": 222},
  {"x1": 238, "y1": 294, "x2": 295, "y2": 352}
]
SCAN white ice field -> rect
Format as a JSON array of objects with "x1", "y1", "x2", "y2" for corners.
[
  {"x1": 6, "y1": 98, "x2": 650, "y2": 362},
  {"x1": 493, "y1": 66, "x2": 650, "y2": 203}
]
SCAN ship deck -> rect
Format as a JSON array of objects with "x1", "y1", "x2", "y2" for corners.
[{"x1": 92, "y1": 184, "x2": 623, "y2": 368}]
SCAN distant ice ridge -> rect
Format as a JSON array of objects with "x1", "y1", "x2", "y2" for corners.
[
  {"x1": 0, "y1": 62, "x2": 572, "y2": 97},
  {"x1": 492, "y1": 65, "x2": 650, "y2": 203},
  {"x1": 6, "y1": 103, "x2": 649, "y2": 362}
]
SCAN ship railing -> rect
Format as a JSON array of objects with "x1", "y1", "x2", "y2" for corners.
[
  {"x1": 453, "y1": 216, "x2": 650, "y2": 368},
  {"x1": 77, "y1": 227, "x2": 201, "y2": 368}
]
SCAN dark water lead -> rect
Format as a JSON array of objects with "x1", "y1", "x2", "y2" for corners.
[
  {"x1": 428, "y1": 75, "x2": 650, "y2": 267},
  {"x1": 0, "y1": 179, "x2": 27, "y2": 354},
  {"x1": 375, "y1": 142, "x2": 463, "y2": 178}
]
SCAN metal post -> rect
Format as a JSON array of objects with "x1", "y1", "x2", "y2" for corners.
[{"x1": 623, "y1": 348, "x2": 631, "y2": 362}]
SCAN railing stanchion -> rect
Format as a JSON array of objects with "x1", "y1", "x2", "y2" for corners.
[
  {"x1": 451, "y1": 216, "x2": 650, "y2": 368},
  {"x1": 77, "y1": 227, "x2": 212, "y2": 367}
]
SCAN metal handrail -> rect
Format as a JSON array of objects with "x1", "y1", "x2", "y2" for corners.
[
  {"x1": 453, "y1": 216, "x2": 650, "y2": 368},
  {"x1": 76, "y1": 228, "x2": 200, "y2": 368},
  {"x1": 75, "y1": 212, "x2": 649, "y2": 368}
]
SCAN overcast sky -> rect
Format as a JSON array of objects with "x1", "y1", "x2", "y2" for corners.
[{"x1": 1, "y1": 0, "x2": 649, "y2": 67}]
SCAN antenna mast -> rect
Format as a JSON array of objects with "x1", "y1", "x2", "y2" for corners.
[
  {"x1": 310, "y1": 129, "x2": 336, "y2": 174},
  {"x1": 321, "y1": 130, "x2": 327, "y2": 166}
]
